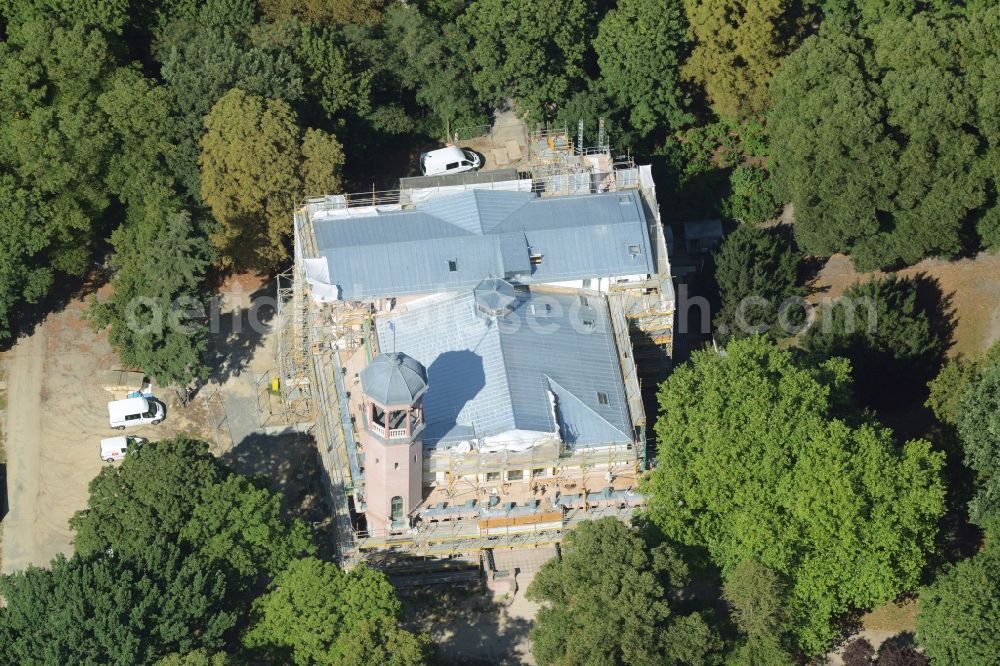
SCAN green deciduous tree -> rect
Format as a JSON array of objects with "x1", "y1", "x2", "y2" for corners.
[
  {"x1": 0, "y1": 0, "x2": 132, "y2": 35},
  {"x1": 722, "y1": 165, "x2": 780, "y2": 224},
  {"x1": 802, "y1": 275, "x2": 951, "y2": 410},
  {"x1": 154, "y1": 0, "x2": 305, "y2": 201},
  {"x1": 712, "y1": 224, "x2": 802, "y2": 339},
  {"x1": 199, "y1": 89, "x2": 344, "y2": 269},
  {"x1": 260, "y1": 0, "x2": 387, "y2": 26},
  {"x1": 926, "y1": 341, "x2": 1000, "y2": 427},
  {"x1": 180, "y1": 474, "x2": 314, "y2": 580},
  {"x1": 917, "y1": 545, "x2": 1000, "y2": 666},
  {"x1": 594, "y1": 0, "x2": 692, "y2": 138},
  {"x1": 0, "y1": 546, "x2": 236, "y2": 665},
  {"x1": 768, "y1": 27, "x2": 896, "y2": 265},
  {"x1": 682, "y1": 0, "x2": 799, "y2": 119},
  {"x1": 956, "y1": 362, "x2": 1000, "y2": 530},
  {"x1": 770, "y1": 11, "x2": 1000, "y2": 269},
  {"x1": 0, "y1": 20, "x2": 120, "y2": 337},
  {"x1": 457, "y1": 0, "x2": 591, "y2": 119},
  {"x1": 70, "y1": 436, "x2": 314, "y2": 584},
  {"x1": 301, "y1": 128, "x2": 346, "y2": 196},
  {"x1": 70, "y1": 437, "x2": 225, "y2": 557},
  {"x1": 527, "y1": 517, "x2": 723, "y2": 666},
  {"x1": 724, "y1": 560, "x2": 795, "y2": 663},
  {"x1": 643, "y1": 337, "x2": 946, "y2": 653},
  {"x1": 384, "y1": 4, "x2": 483, "y2": 134},
  {"x1": 243, "y1": 557, "x2": 429, "y2": 666},
  {"x1": 156, "y1": 650, "x2": 233, "y2": 666}
]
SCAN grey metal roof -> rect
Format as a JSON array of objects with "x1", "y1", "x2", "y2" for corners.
[
  {"x1": 360, "y1": 352, "x2": 428, "y2": 406},
  {"x1": 310, "y1": 189, "x2": 654, "y2": 300},
  {"x1": 375, "y1": 287, "x2": 633, "y2": 448}
]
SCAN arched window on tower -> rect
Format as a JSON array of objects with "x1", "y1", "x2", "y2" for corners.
[{"x1": 390, "y1": 496, "x2": 404, "y2": 524}]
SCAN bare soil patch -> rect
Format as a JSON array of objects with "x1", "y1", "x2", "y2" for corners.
[{"x1": 809, "y1": 251, "x2": 1000, "y2": 357}]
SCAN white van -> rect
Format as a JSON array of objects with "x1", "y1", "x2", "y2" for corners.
[
  {"x1": 419, "y1": 146, "x2": 482, "y2": 176},
  {"x1": 108, "y1": 396, "x2": 164, "y2": 430},
  {"x1": 100, "y1": 436, "x2": 147, "y2": 462}
]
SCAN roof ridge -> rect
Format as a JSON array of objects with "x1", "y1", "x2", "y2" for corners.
[{"x1": 543, "y1": 375, "x2": 632, "y2": 442}]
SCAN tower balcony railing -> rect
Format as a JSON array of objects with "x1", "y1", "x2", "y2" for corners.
[{"x1": 368, "y1": 421, "x2": 410, "y2": 440}]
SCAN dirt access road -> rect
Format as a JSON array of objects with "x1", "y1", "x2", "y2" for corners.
[{"x1": 2, "y1": 294, "x2": 206, "y2": 574}]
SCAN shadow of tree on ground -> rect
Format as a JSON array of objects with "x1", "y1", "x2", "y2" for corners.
[{"x1": 223, "y1": 431, "x2": 337, "y2": 560}]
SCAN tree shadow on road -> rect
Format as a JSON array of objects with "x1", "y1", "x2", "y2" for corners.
[{"x1": 204, "y1": 280, "x2": 276, "y2": 386}]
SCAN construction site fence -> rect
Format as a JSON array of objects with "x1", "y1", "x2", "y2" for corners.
[{"x1": 449, "y1": 123, "x2": 493, "y2": 142}]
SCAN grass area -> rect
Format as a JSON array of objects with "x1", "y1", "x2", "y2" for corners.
[{"x1": 861, "y1": 598, "x2": 919, "y2": 633}]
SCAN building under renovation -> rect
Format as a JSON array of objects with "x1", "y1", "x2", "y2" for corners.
[{"x1": 277, "y1": 126, "x2": 674, "y2": 563}]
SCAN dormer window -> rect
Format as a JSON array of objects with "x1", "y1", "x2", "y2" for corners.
[
  {"x1": 531, "y1": 303, "x2": 551, "y2": 316},
  {"x1": 628, "y1": 244, "x2": 641, "y2": 256},
  {"x1": 448, "y1": 259, "x2": 458, "y2": 272}
]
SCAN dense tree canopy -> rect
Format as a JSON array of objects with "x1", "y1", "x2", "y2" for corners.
[
  {"x1": 0, "y1": 20, "x2": 120, "y2": 338},
  {"x1": 594, "y1": 0, "x2": 691, "y2": 138},
  {"x1": 527, "y1": 517, "x2": 723, "y2": 666},
  {"x1": 155, "y1": 651, "x2": 233, "y2": 666},
  {"x1": 243, "y1": 557, "x2": 429, "y2": 665},
  {"x1": 712, "y1": 224, "x2": 802, "y2": 339},
  {"x1": 260, "y1": 0, "x2": 388, "y2": 26},
  {"x1": 71, "y1": 437, "x2": 223, "y2": 557},
  {"x1": 724, "y1": 560, "x2": 796, "y2": 664},
  {"x1": 385, "y1": 4, "x2": 484, "y2": 134},
  {"x1": 918, "y1": 544, "x2": 1000, "y2": 665},
  {"x1": 644, "y1": 337, "x2": 946, "y2": 653},
  {"x1": 956, "y1": 362, "x2": 1000, "y2": 530},
  {"x1": 457, "y1": 0, "x2": 591, "y2": 119},
  {"x1": 154, "y1": 0, "x2": 305, "y2": 202},
  {"x1": 70, "y1": 436, "x2": 314, "y2": 586},
  {"x1": 0, "y1": 546, "x2": 236, "y2": 665},
  {"x1": 199, "y1": 89, "x2": 343, "y2": 269},
  {"x1": 682, "y1": 0, "x2": 799, "y2": 119},
  {"x1": 769, "y1": 9, "x2": 1000, "y2": 269}
]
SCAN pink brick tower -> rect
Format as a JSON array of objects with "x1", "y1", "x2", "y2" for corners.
[{"x1": 359, "y1": 352, "x2": 427, "y2": 534}]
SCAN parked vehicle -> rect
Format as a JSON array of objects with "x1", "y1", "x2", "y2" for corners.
[
  {"x1": 100, "y1": 436, "x2": 147, "y2": 462},
  {"x1": 107, "y1": 396, "x2": 164, "y2": 430},
  {"x1": 419, "y1": 146, "x2": 482, "y2": 176}
]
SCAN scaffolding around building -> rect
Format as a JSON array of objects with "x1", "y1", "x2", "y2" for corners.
[{"x1": 284, "y1": 151, "x2": 675, "y2": 564}]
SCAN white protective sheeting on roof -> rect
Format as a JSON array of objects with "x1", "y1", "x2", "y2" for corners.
[
  {"x1": 639, "y1": 164, "x2": 655, "y2": 188},
  {"x1": 312, "y1": 203, "x2": 403, "y2": 220},
  {"x1": 303, "y1": 257, "x2": 341, "y2": 302},
  {"x1": 479, "y1": 429, "x2": 559, "y2": 453}
]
